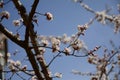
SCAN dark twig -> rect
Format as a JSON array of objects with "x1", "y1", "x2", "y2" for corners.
[{"x1": 47, "y1": 52, "x2": 62, "y2": 67}]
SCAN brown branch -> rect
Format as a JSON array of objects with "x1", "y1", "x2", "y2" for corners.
[
  {"x1": 25, "y1": 47, "x2": 44, "y2": 80},
  {"x1": 12, "y1": 0, "x2": 52, "y2": 80},
  {"x1": 0, "y1": 23, "x2": 25, "y2": 48},
  {"x1": 29, "y1": 0, "x2": 39, "y2": 22},
  {"x1": 29, "y1": 26, "x2": 52, "y2": 80},
  {"x1": 12, "y1": 0, "x2": 44, "y2": 80},
  {"x1": 24, "y1": 27, "x2": 29, "y2": 44}
]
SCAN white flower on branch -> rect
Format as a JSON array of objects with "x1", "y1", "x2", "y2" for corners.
[
  {"x1": 40, "y1": 39, "x2": 49, "y2": 47},
  {"x1": 31, "y1": 76, "x2": 37, "y2": 80},
  {"x1": 13, "y1": 20, "x2": 21, "y2": 26},
  {"x1": 8, "y1": 63, "x2": 15, "y2": 71},
  {"x1": 38, "y1": 47, "x2": 46, "y2": 54},
  {"x1": 51, "y1": 37, "x2": 60, "y2": 52},
  {"x1": 0, "y1": 11, "x2": 10, "y2": 19},
  {"x1": 91, "y1": 76, "x2": 98, "y2": 80},
  {"x1": 54, "y1": 72, "x2": 62, "y2": 78},
  {"x1": 71, "y1": 40, "x2": 85, "y2": 51},
  {"x1": 113, "y1": 15, "x2": 120, "y2": 33},
  {"x1": 51, "y1": 37, "x2": 60, "y2": 46},
  {"x1": 62, "y1": 34, "x2": 71, "y2": 44},
  {"x1": 8, "y1": 60, "x2": 16, "y2": 71},
  {"x1": 77, "y1": 24, "x2": 88, "y2": 33},
  {"x1": 96, "y1": 11, "x2": 107, "y2": 24},
  {"x1": 88, "y1": 55, "x2": 98, "y2": 64},
  {"x1": 52, "y1": 44, "x2": 60, "y2": 52},
  {"x1": 15, "y1": 60, "x2": 21, "y2": 67},
  {"x1": 36, "y1": 54, "x2": 43, "y2": 62},
  {"x1": 22, "y1": 65, "x2": 27, "y2": 71},
  {"x1": 7, "y1": 52, "x2": 11, "y2": 58},
  {"x1": 64, "y1": 47, "x2": 71, "y2": 55},
  {"x1": 45, "y1": 12, "x2": 53, "y2": 21}
]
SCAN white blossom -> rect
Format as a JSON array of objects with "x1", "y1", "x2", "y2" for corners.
[
  {"x1": 36, "y1": 54, "x2": 43, "y2": 61},
  {"x1": 51, "y1": 37, "x2": 60, "y2": 46},
  {"x1": 30, "y1": 71, "x2": 35, "y2": 75},
  {"x1": 96, "y1": 11, "x2": 107, "y2": 24},
  {"x1": 0, "y1": 11, "x2": 10, "y2": 19},
  {"x1": 113, "y1": 15, "x2": 120, "y2": 33},
  {"x1": 8, "y1": 59, "x2": 15, "y2": 65},
  {"x1": 8, "y1": 64, "x2": 15, "y2": 71},
  {"x1": 40, "y1": 39, "x2": 49, "y2": 46},
  {"x1": 13, "y1": 20, "x2": 21, "y2": 26},
  {"x1": 54, "y1": 72, "x2": 62, "y2": 78},
  {"x1": 72, "y1": 40, "x2": 85, "y2": 50},
  {"x1": 52, "y1": 44, "x2": 60, "y2": 52},
  {"x1": 15, "y1": 60, "x2": 21, "y2": 66},
  {"x1": 45, "y1": 12, "x2": 53, "y2": 21},
  {"x1": 7, "y1": 52, "x2": 11, "y2": 58},
  {"x1": 64, "y1": 47, "x2": 71, "y2": 55},
  {"x1": 22, "y1": 65, "x2": 27, "y2": 71},
  {"x1": 62, "y1": 34, "x2": 71, "y2": 44},
  {"x1": 38, "y1": 47, "x2": 46, "y2": 54},
  {"x1": 31, "y1": 76, "x2": 37, "y2": 80}
]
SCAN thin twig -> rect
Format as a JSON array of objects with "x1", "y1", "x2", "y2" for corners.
[
  {"x1": 15, "y1": 72, "x2": 26, "y2": 80},
  {"x1": 47, "y1": 52, "x2": 62, "y2": 67}
]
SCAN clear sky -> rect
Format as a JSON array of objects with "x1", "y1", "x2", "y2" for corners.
[{"x1": 2, "y1": 0, "x2": 120, "y2": 80}]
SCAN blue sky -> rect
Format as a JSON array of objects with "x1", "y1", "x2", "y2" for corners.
[{"x1": 2, "y1": 0, "x2": 120, "y2": 80}]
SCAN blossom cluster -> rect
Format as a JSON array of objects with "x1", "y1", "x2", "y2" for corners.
[
  {"x1": 95, "y1": 9, "x2": 120, "y2": 33},
  {"x1": 31, "y1": 72, "x2": 62, "y2": 80},
  {"x1": 37, "y1": 32, "x2": 87, "y2": 56},
  {"x1": 7, "y1": 59, "x2": 28, "y2": 73}
]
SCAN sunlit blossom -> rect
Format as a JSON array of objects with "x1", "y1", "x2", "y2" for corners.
[
  {"x1": 38, "y1": 47, "x2": 46, "y2": 54},
  {"x1": 72, "y1": 40, "x2": 85, "y2": 50},
  {"x1": 22, "y1": 65, "x2": 27, "y2": 71},
  {"x1": 8, "y1": 64, "x2": 15, "y2": 71},
  {"x1": 62, "y1": 34, "x2": 71, "y2": 44},
  {"x1": 54, "y1": 72, "x2": 62, "y2": 78},
  {"x1": 45, "y1": 12, "x2": 53, "y2": 21},
  {"x1": 15, "y1": 60, "x2": 21, "y2": 66},
  {"x1": 7, "y1": 52, "x2": 11, "y2": 58},
  {"x1": 0, "y1": 11, "x2": 10, "y2": 19},
  {"x1": 36, "y1": 54, "x2": 43, "y2": 61},
  {"x1": 51, "y1": 37, "x2": 60, "y2": 46},
  {"x1": 96, "y1": 11, "x2": 106, "y2": 24},
  {"x1": 13, "y1": 20, "x2": 21, "y2": 26},
  {"x1": 64, "y1": 47, "x2": 71, "y2": 55},
  {"x1": 91, "y1": 76, "x2": 98, "y2": 80},
  {"x1": 52, "y1": 44, "x2": 60, "y2": 52},
  {"x1": 31, "y1": 76, "x2": 37, "y2": 80},
  {"x1": 41, "y1": 39, "x2": 49, "y2": 46},
  {"x1": 113, "y1": 15, "x2": 120, "y2": 33}
]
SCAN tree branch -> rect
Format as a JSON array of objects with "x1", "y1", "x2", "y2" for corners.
[
  {"x1": 12, "y1": 0, "x2": 52, "y2": 80},
  {"x1": 29, "y1": 0, "x2": 39, "y2": 22},
  {"x1": 12, "y1": 0, "x2": 44, "y2": 79},
  {"x1": 0, "y1": 23, "x2": 25, "y2": 48}
]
